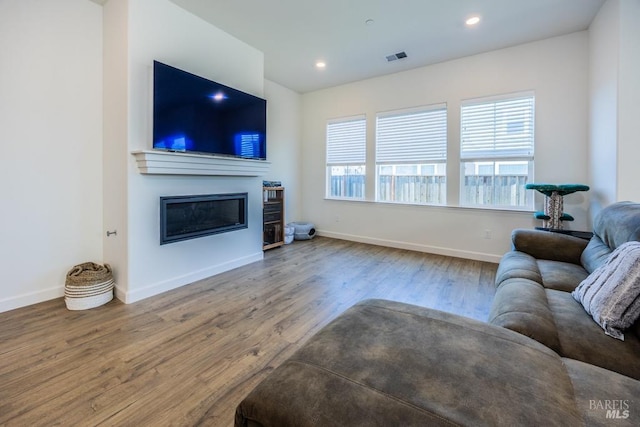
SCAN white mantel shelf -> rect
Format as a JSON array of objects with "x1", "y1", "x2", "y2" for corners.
[{"x1": 132, "y1": 150, "x2": 271, "y2": 177}]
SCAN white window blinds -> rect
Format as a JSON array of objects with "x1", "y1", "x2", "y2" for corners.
[
  {"x1": 326, "y1": 117, "x2": 366, "y2": 165},
  {"x1": 376, "y1": 105, "x2": 447, "y2": 164},
  {"x1": 460, "y1": 95, "x2": 534, "y2": 160}
]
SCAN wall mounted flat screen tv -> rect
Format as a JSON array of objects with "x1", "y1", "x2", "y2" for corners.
[{"x1": 153, "y1": 61, "x2": 267, "y2": 160}]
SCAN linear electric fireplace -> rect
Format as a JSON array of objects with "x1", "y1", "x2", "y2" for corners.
[{"x1": 160, "y1": 193, "x2": 248, "y2": 245}]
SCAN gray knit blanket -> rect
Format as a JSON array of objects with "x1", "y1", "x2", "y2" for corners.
[{"x1": 572, "y1": 241, "x2": 640, "y2": 340}]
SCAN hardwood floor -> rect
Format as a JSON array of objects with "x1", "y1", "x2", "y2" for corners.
[{"x1": 0, "y1": 237, "x2": 497, "y2": 426}]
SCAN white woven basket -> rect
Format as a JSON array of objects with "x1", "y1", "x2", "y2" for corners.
[
  {"x1": 65, "y1": 290, "x2": 113, "y2": 311},
  {"x1": 65, "y1": 281, "x2": 114, "y2": 297},
  {"x1": 64, "y1": 262, "x2": 115, "y2": 310}
]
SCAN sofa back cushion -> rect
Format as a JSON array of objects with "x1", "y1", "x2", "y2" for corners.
[
  {"x1": 581, "y1": 201, "x2": 640, "y2": 274},
  {"x1": 593, "y1": 201, "x2": 640, "y2": 250}
]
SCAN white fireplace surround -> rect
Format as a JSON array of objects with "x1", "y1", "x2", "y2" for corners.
[{"x1": 132, "y1": 150, "x2": 271, "y2": 176}]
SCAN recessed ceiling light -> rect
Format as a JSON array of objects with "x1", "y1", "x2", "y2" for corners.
[
  {"x1": 315, "y1": 61, "x2": 326, "y2": 69},
  {"x1": 465, "y1": 16, "x2": 480, "y2": 26}
]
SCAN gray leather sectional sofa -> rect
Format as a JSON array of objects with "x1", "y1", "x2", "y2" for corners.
[
  {"x1": 236, "y1": 202, "x2": 640, "y2": 426},
  {"x1": 489, "y1": 201, "x2": 640, "y2": 380}
]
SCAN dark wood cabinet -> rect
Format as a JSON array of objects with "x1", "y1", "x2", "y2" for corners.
[{"x1": 263, "y1": 187, "x2": 284, "y2": 250}]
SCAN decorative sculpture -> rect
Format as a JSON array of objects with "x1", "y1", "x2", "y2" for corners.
[{"x1": 525, "y1": 183, "x2": 589, "y2": 230}]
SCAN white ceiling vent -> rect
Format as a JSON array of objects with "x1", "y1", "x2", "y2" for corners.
[{"x1": 386, "y1": 51, "x2": 408, "y2": 62}]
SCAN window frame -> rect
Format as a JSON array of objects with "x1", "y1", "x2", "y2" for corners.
[
  {"x1": 375, "y1": 104, "x2": 448, "y2": 206},
  {"x1": 325, "y1": 115, "x2": 367, "y2": 200},
  {"x1": 459, "y1": 92, "x2": 535, "y2": 210}
]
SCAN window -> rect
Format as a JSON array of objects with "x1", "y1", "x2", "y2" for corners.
[
  {"x1": 460, "y1": 94, "x2": 534, "y2": 208},
  {"x1": 376, "y1": 105, "x2": 447, "y2": 204},
  {"x1": 326, "y1": 116, "x2": 366, "y2": 199}
]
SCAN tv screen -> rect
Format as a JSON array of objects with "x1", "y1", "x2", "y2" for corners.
[{"x1": 153, "y1": 61, "x2": 267, "y2": 160}]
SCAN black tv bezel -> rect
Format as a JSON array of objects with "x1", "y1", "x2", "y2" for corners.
[{"x1": 152, "y1": 61, "x2": 267, "y2": 160}]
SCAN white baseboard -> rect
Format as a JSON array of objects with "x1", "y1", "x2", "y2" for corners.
[
  {"x1": 0, "y1": 286, "x2": 64, "y2": 314},
  {"x1": 0, "y1": 237, "x2": 495, "y2": 313},
  {"x1": 120, "y1": 251, "x2": 264, "y2": 304},
  {"x1": 0, "y1": 253, "x2": 265, "y2": 313},
  {"x1": 317, "y1": 230, "x2": 502, "y2": 264}
]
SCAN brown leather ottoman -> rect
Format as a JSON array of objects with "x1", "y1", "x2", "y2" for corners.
[{"x1": 235, "y1": 299, "x2": 638, "y2": 426}]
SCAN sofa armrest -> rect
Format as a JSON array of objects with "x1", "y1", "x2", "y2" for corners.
[{"x1": 511, "y1": 229, "x2": 589, "y2": 265}]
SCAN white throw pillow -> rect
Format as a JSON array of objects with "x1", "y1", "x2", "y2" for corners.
[{"x1": 572, "y1": 241, "x2": 640, "y2": 340}]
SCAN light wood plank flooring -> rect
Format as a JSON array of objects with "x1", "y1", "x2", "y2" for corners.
[{"x1": 0, "y1": 237, "x2": 497, "y2": 426}]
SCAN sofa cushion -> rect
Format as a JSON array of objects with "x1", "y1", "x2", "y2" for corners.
[
  {"x1": 537, "y1": 260, "x2": 589, "y2": 292},
  {"x1": 580, "y1": 236, "x2": 612, "y2": 274},
  {"x1": 495, "y1": 251, "x2": 587, "y2": 293},
  {"x1": 546, "y1": 289, "x2": 640, "y2": 380},
  {"x1": 495, "y1": 251, "x2": 542, "y2": 287},
  {"x1": 489, "y1": 278, "x2": 561, "y2": 353},
  {"x1": 572, "y1": 241, "x2": 640, "y2": 340},
  {"x1": 236, "y1": 299, "x2": 584, "y2": 427},
  {"x1": 564, "y1": 358, "x2": 640, "y2": 426}
]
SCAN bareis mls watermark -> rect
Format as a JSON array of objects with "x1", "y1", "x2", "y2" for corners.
[{"x1": 589, "y1": 399, "x2": 630, "y2": 419}]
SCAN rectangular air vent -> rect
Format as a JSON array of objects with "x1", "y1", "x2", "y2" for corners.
[{"x1": 386, "y1": 51, "x2": 408, "y2": 62}]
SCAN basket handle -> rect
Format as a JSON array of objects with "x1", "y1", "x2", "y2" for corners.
[{"x1": 67, "y1": 262, "x2": 111, "y2": 277}]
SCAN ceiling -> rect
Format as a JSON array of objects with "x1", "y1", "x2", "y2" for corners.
[{"x1": 165, "y1": 1, "x2": 604, "y2": 93}]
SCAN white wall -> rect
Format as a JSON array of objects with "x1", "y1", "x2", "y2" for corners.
[
  {"x1": 588, "y1": 0, "x2": 640, "y2": 212},
  {"x1": 0, "y1": 0, "x2": 103, "y2": 312},
  {"x1": 616, "y1": 0, "x2": 640, "y2": 202},
  {"x1": 1, "y1": 0, "x2": 621, "y2": 312},
  {"x1": 301, "y1": 32, "x2": 590, "y2": 262},
  {"x1": 103, "y1": 0, "x2": 130, "y2": 305},
  {"x1": 102, "y1": 0, "x2": 268, "y2": 302},
  {"x1": 264, "y1": 80, "x2": 303, "y2": 223},
  {"x1": 589, "y1": 0, "x2": 619, "y2": 210}
]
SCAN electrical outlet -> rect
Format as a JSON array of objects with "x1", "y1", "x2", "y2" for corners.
[
  {"x1": 484, "y1": 229, "x2": 492, "y2": 239},
  {"x1": 335, "y1": 215, "x2": 340, "y2": 222}
]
